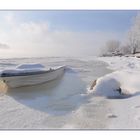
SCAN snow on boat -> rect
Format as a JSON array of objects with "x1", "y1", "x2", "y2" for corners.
[{"x1": 0, "y1": 63, "x2": 65, "y2": 88}]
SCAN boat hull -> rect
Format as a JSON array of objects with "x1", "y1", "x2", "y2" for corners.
[{"x1": 1, "y1": 66, "x2": 65, "y2": 88}]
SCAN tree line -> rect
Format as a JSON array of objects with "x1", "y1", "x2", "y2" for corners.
[{"x1": 101, "y1": 13, "x2": 140, "y2": 57}]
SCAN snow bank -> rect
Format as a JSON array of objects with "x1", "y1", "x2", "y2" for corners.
[
  {"x1": 90, "y1": 70, "x2": 140, "y2": 97},
  {"x1": 98, "y1": 56, "x2": 140, "y2": 70},
  {"x1": 90, "y1": 57, "x2": 140, "y2": 98},
  {"x1": 94, "y1": 56, "x2": 140, "y2": 128}
]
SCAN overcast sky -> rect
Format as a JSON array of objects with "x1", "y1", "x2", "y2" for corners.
[{"x1": 0, "y1": 10, "x2": 138, "y2": 58}]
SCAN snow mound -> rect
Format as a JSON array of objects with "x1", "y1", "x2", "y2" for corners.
[
  {"x1": 90, "y1": 70, "x2": 140, "y2": 97},
  {"x1": 93, "y1": 76, "x2": 121, "y2": 97}
]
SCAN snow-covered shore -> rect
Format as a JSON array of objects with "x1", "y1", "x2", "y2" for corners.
[
  {"x1": 1, "y1": 56, "x2": 140, "y2": 129},
  {"x1": 91, "y1": 56, "x2": 140, "y2": 129}
]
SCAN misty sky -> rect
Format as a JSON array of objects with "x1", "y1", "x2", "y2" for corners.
[{"x1": 0, "y1": 10, "x2": 138, "y2": 58}]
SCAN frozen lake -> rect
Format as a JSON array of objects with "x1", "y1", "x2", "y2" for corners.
[{"x1": 0, "y1": 57, "x2": 112, "y2": 129}]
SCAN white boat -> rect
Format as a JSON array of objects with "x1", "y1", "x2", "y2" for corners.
[{"x1": 0, "y1": 64, "x2": 65, "y2": 88}]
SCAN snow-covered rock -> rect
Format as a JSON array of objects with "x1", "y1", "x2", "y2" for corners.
[
  {"x1": 90, "y1": 57, "x2": 140, "y2": 98},
  {"x1": 92, "y1": 73, "x2": 121, "y2": 97},
  {"x1": 91, "y1": 70, "x2": 140, "y2": 97}
]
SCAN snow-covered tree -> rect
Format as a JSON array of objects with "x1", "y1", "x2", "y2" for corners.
[
  {"x1": 120, "y1": 45, "x2": 131, "y2": 55},
  {"x1": 127, "y1": 13, "x2": 140, "y2": 54},
  {"x1": 101, "y1": 39, "x2": 121, "y2": 56},
  {"x1": 105, "y1": 40, "x2": 120, "y2": 53}
]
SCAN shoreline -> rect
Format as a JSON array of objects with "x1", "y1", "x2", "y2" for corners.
[
  {"x1": 1, "y1": 56, "x2": 139, "y2": 129},
  {"x1": 94, "y1": 56, "x2": 140, "y2": 129}
]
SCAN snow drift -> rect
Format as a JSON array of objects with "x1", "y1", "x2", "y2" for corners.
[{"x1": 89, "y1": 61, "x2": 140, "y2": 98}]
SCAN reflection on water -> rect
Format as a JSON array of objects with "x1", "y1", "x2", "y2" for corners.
[{"x1": 5, "y1": 71, "x2": 87, "y2": 115}]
